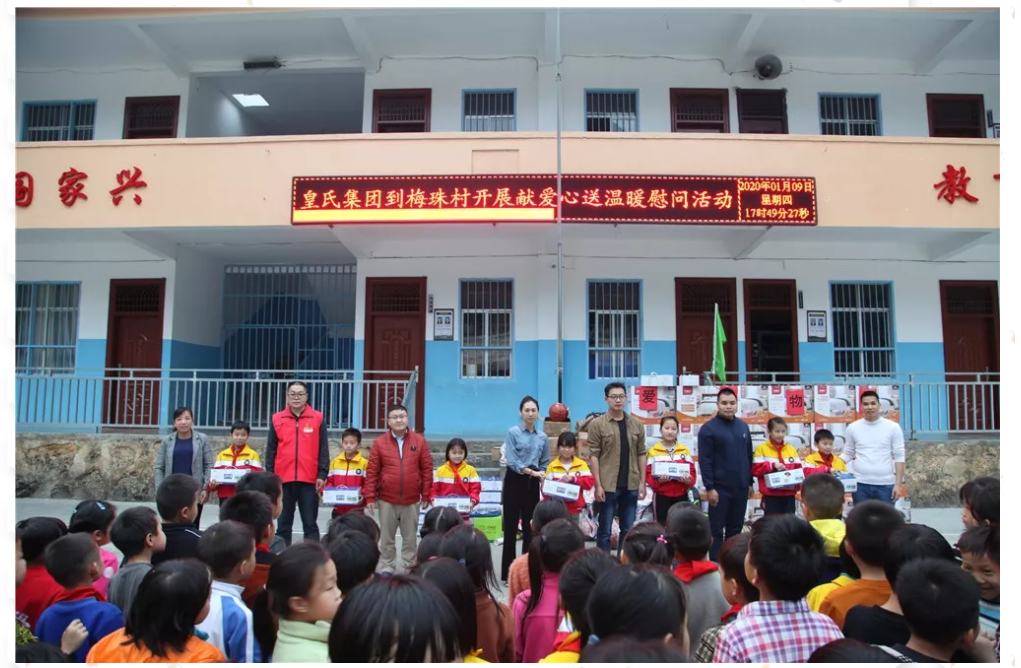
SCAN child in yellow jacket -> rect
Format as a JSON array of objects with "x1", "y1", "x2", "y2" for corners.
[
  {"x1": 751, "y1": 418, "x2": 804, "y2": 516},
  {"x1": 645, "y1": 416, "x2": 697, "y2": 525},
  {"x1": 802, "y1": 429, "x2": 848, "y2": 476},
  {"x1": 543, "y1": 432, "x2": 595, "y2": 516},
  {"x1": 324, "y1": 428, "x2": 369, "y2": 516},
  {"x1": 432, "y1": 438, "x2": 482, "y2": 519}
]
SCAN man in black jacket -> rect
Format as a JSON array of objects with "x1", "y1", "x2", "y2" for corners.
[{"x1": 697, "y1": 387, "x2": 753, "y2": 561}]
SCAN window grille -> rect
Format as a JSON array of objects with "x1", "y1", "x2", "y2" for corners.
[
  {"x1": 463, "y1": 91, "x2": 516, "y2": 131},
  {"x1": 820, "y1": 95, "x2": 880, "y2": 136},
  {"x1": 831, "y1": 283, "x2": 895, "y2": 378},
  {"x1": 16, "y1": 283, "x2": 80, "y2": 373},
  {"x1": 588, "y1": 281, "x2": 641, "y2": 379},
  {"x1": 460, "y1": 280, "x2": 513, "y2": 379},
  {"x1": 926, "y1": 94, "x2": 985, "y2": 138},
  {"x1": 671, "y1": 89, "x2": 729, "y2": 133},
  {"x1": 22, "y1": 101, "x2": 95, "y2": 141},
  {"x1": 736, "y1": 89, "x2": 787, "y2": 134},
  {"x1": 373, "y1": 89, "x2": 431, "y2": 133},
  {"x1": 585, "y1": 91, "x2": 638, "y2": 132},
  {"x1": 124, "y1": 96, "x2": 179, "y2": 139}
]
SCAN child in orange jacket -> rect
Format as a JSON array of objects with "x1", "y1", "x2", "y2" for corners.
[
  {"x1": 751, "y1": 417, "x2": 804, "y2": 516},
  {"x1": 645, "y1": 415, "x2": 697, "y2": 525},
  {"x1": 432, "y1": 438, "x2": 482, "y2": 519},
  {"x1": 802, "y1": 428, "x2": 848, "y2": 476},
  {"x1": 324, "y1": 428, "x2": 369, "y2": 517},
  {"x1": 209, "y1": 421, "x2": 263, "y2": 501},
  {"x1": 543, "y1": 432, "x2": 595, "y2": 515}
]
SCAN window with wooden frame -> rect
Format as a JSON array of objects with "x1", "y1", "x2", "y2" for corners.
[
  {"x1": 21, "y1": 101, "x2": 96, "y2": 141},
  {"x1": 123, "y1": 96, "x2": 180, "y2": 139},
  {"x1": 373, "y1": 89, "x2": 432, "y2": 133},
  {"x1": 736, "y1": 89, "x2": 788, "y2": 134},
  {"x1": 460, "y1": 280, "x2": 513, "y2": 379},
  {"x1": 926, "y1": 94, "x2": 986, "y2": 138},
  {"x1": 670, "y1": 89, "x2": 729, "y2": 133}
]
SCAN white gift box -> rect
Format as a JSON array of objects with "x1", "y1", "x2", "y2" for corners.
[
  {"x1": 480, "y1": 478, "x2": 503, "y2": 492},
  {"x1": 211, "y1": 469, "x2": 241, "y2": 485},
  {"x1": 323, "y1": 487, "x2": 362, "y2": 506},
  {"x1": 433, "y1": 496, "x2": 472, "y2": 514},
  {"x1": 652, "y1": 461, "x2": 690, "y2": 479},
  {"x1": 835, "y1": 473, "x2": 858, "y2": 493},
  {"x1": 479, "y1": 491, "x2": 502, "y2": 505},
  {"x1": 764, "y1": 467, "x2": 805, "y2": 490},
  {"x1": 543, "y1": 479, "x2": 581, "y2": 501}
]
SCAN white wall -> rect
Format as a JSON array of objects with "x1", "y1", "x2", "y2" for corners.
[
  {"x1": 364, "y1": 56, "x2": 999, "y2": 138},
  {"x1": 185, "y1": 78, "x2": 270, "y2": 138},
  {"x1": 171, "y1": 245, "x2": 225, "y2": 346},
  {"x1": 16, "y1": 68, "x2": 190, "y2": 140}
]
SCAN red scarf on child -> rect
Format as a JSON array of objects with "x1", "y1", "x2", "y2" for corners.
[
  {"x1": 672, "y1": 560, "x2": 719, "y2": 583},
  {"x1": 56, "y1": 586, "x2": 106, "y2": 603}
]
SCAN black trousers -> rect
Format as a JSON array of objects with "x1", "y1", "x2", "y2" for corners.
[
  {"x1": 654, "y1": 494, "x2": 687, "y2": 525},
  {"x1": 278, "y1": 482, "x2": 321, "y2": 545},
  {"x1": 762, "y1": 495, "x2": 797, "y2": 516},
  {"x1": 501, "y1": 469, "x2": 540, "y2": 580},
  {"x1": 708, "y1": 489, "x2": 748, "y2": 561},
  {"x1": 193, "y1": 502, "x2": 205, "y2": 529}
]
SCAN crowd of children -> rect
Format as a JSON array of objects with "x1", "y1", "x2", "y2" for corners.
[{"x1": 13, "y1": 411, "x2": 1001, "y2": 663}]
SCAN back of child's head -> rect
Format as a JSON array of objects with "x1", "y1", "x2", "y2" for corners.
[
  {"x1": 69, "y1": 499, "x2": 117, "y2": 536},
  {"x1": 235, "y1": 470, "x2": 283, "y2": 507},
  {"x1": 748, "y1": 514, "x2": 825, "y2": 601},
  {"x1": 883, "y1": 524, "x2": 954, "y2": 587},
  {"x1": 439, "y1": 524, "x2": 499, "y2": 596},
  {"x1": 219, "y1": 490, "x2": 274, "y2": 544},
  {"x1": 16, "y1": 516, "x2": 67, "y2": 564},
  {"x1": 813, "y1": 428, "x2": 835, "y2": 445},
  {"x1": 197, "y1": 520, "x2": 256, "y2": 580},
  {"x1": 896, "y1": 557, "x2": 980, "y2": 646},
  {"x1": 808, "y1": 638, "x2": 899, "y2": 663},
  {"x1": 845, "y1": 500, "x2": 905, "y2": 567},
  {"x1": 411, "y1": 557, "x2": 478, "y2": 657},
  {"x1": 126, "y1": 558, "x2": 212, "y2": 658},
  {"x1": 557, "y1": 431, "x2": 577, "y2": 448},
  {"x1": 559, "y1": 548, "x2": 619, "y2": 645},
  {"x1": 110, "y1": 506, "x2": 160, "y2": 559},
  {"x1": 44, "y1": 533, "x2": 100, "y2": 588},
  {"x1": 329, "y1": 575, "x2": 462, "y2": 663},
  {"x1": 718, "y1": 533, "x2": 759, "y2": 604},
  {"x1": 665, "y1": 503, "x2": 712, "y2": 561},
  {"x1": 587, "y1": 564, "x2": 688, "y2": 644},
  {"x1": 156, "y1": 474, "x2": 200, "y2": 521},
  {"x1": 838, "y1": 538, "x2": 860, "y2": 579},
  {"x1": 325, "y1": 511, "x2": 380, "y2": 545},
  {"x1": 416, "y1": 533, "x2": 444, "y2": 564},
  {"x1": 579, "y1": 636, "x2": 688, "y2": 663},
  {"x1": 621, "y1": 522, "x2": 672, "y2": 567},
  {"x1": 445, "y1": 437, "x2": 467, "y2": 460},
  {"x1": 420, "y1": 506, "x2": 463, "y2": 539},
  {"x1": 801, "y1": 473, "x2": 845, "y2": 520},
  {"x1": 341, "y1": 427, "x2": 362, "y2": 443},
  {"x1": 328, "y1": 530, "x2": 379, "y2": 596},
  {"x1": 524, "y1": 518, "x2": 585, "y2": 618},
  {"x1": 532, "y1": 497, "x2": 569, "y2": 533}
]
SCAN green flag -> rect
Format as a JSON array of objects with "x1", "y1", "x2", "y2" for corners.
[{"x1": 712, "y1": 303, "x2": 727, "y2": 383}]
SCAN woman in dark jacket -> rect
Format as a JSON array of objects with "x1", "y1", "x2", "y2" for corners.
[{"x1": 154, "y1": 406, "x2": 213, "y2": 526}]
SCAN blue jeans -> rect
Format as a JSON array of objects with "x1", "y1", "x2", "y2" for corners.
[
  {"x1": 853, "y1": 482, "x2": 895, "y2": 506},
  {"x1": 596, "y1": 488, "x2": 639, "y2": 553}
]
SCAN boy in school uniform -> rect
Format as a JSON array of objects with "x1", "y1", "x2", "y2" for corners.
[
  {"x1": 219, "y1": 491, "x2": 277, "y2": 609},
  {"x1": 209, "y1": 421, "x2": 263, "y2": 502},
  {"x1": 151, "y1": 474, "x2": 203, "y2": 566},
  {"x1": 802, "y1": 429, "x2": 848, "y2": 476},
  {"x1": 800, "y1": 473, "x2": 847, "y2": 583},
  {"x1": 543, "y1": 434, "x2": 595, "y2": 517},
  {"x1": 107, "y1": 507, "x2": 166, "y2": 618},
  {"x1": 325, "y1": 428, "x2": 370, "y2": 517},
  {"x1": 196, "y1": 521, "x2": 261, "y2": 663},
  {"x1": 35, "y1": 534, "x2": 124, "y2": 663},
  {"x1": 667, "y1": 504, "x2": 730, "y2": 646},
  {"x1": 714, "y1": 515, "x2": 842, "y2": 663},
  {"x1": 751, "y1": 419, "x2": 805, "y2": 516}
]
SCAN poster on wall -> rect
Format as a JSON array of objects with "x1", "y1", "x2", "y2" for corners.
[
  {"x1": 807, "y1": 311, "x2": 827, "y2": 342},
  {"x1": 433, "y1": 309, "x2": 454, "y2": 340}
]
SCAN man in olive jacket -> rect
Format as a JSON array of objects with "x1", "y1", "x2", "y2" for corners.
[{"x1": 587, "y1": 382, "x2": 648, "y2": 554}]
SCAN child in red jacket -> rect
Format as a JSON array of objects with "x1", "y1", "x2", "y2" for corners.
[
  {"x1": 209, "y1": 420, "x2": 263, "y2": 501},
  {"x1": 324, "y1": 428, "x2": 369, "y2": 517},
  {"x1": 645, "y1": 415, "x2": 697, "y2": 524},
  {"x1": 432, "y1": 438, "x2": 482, "y2": 519},
  {"x1": 751, "y1": 417, "x2": 805, "y2": 516},
  {"x1": 543, "y1": 432, "x2": 595, "y2": 516}
]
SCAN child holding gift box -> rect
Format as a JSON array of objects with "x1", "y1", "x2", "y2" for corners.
[
  {"x1": 543, "y1": 432, "x2": 595, "y2": 518},
  {"x1": 645, "y1": 415, "x2": 697, "y2": 524},
  {"x1": 432, "y1": 438, "x2": 482, "y2": 519},
  {"x1": 752, "y1": 418, "x2": 805, "y2": 516}
]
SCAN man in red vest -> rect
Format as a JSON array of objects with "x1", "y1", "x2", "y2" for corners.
[
  {"x1": 365, "y1": 403, "x2": 433, "y2": 574},
  {"x1": 266, "y1": 381, "x2": 329, "y2": 545}
]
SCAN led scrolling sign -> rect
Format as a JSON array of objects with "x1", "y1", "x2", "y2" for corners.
[{"x1": 291, "y1": 174, "x2": 818, "y2": 226}]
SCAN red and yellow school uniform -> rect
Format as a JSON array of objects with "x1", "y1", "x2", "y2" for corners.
[
  {"x1": 802, "y1": 451, "x2": 848, "y2": 477},
  {"x1": 543, "y1": 457, "x2": 595, "y2": 514},
  {"x1": 325, "y1": 451, "x2": 369, "y2": 516},
  {"x1": 752, "y1": 440, "x2": 804, "y2": 497},
  {"x1": 432, "y1": 461, "x2": 482, "y2": 516},
  {"x1": 209, "y1": 444, "x2": 262, "y2": 500},
  {"x1": 645, "y1": 441, "x2": 697, "y2": 497}
]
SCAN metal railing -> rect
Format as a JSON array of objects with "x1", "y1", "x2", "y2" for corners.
[
  {"x1": 15, "y1": 367, "x2": 419, "y2": 434},
  {"x1": 697, "y1": 370, "x2": 1000, "y2": 439}
]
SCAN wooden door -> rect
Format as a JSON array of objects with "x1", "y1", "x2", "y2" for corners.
[
  {"x1": 104, "y1": 279, "x2": 165, "y2": 427},
  {"x1": 364, "y1": 278, "x2": 426, "y2": 431},
  {"x1": 675, "y1": 278, "x2": 737, "y2": 380},
  {"x1": 940, "y1": 281, "x2": 999, "y2": 431},
  {"x1": 744, "y1": 279, "x2": 799, "y2": 382}
]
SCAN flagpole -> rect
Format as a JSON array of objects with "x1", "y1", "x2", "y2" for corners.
[{"x1": 555, "y1": 6, "x2": 564, "y2": 404}]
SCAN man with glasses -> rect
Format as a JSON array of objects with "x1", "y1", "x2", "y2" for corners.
[
  {"x1": 266, "y1": 381, "x2": 329, "y2": 545},
  {"x1": 364, "y1": 403, "x2": 433, "y2": 574},
  {"x1": 586, "y1": 382, "x2": 648, "y2": 554}
]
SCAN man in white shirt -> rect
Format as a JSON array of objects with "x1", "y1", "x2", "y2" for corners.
[{"x1": 843, "y1": 390, "x2": 906, "y2": 506}]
